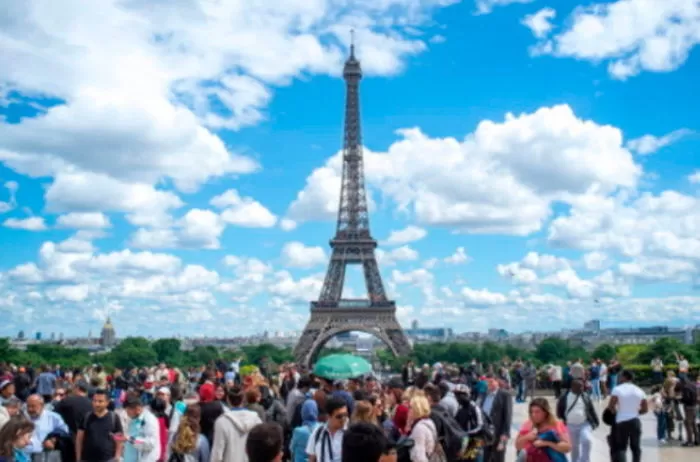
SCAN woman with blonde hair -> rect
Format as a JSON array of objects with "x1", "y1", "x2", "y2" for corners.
[
  {"x1": 169, "y1": 405, "x2": 210, "y2": 462},
  {"x1": 351, "y1": 400, "x2": 378, "y2": 426},
  {"x1": 515, "y1": 398, "x2": 570, "y2": 462},
  {"x1": 407, "y1": 395, "x2": 441, "y2": 462}
]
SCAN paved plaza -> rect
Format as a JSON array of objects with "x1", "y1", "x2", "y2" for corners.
[{"x1": 506, "y1": 398, "x2": 698, "y2": 461}]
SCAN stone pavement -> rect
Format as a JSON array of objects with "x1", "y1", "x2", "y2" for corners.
[{"x1": 505, "y1": 398, "x2": 699, "y2": 461}]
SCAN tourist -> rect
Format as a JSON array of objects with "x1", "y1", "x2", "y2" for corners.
[
  {"x1": 22, "y1": 394, "x2": 69, "y2": 456},
  {"x1": 547, "y1": 363, "x2": 563, "y2": 400},
  {"x1": 407, "y1": 395, "x2": 438, "y2": 462},
  {"x1": 350, "y1": 401, "x2": 378, "y2": 426},
  {"x1": 0, "y1": 383, "x2": 15, "y2": 408},
  {"x1": 607, "y1": 370, "x2": 647, "y2": 462},
  {"x1": 290, "y1": 400, "x2": 321, "y2": 462},
  {"x1": 608, "y1": 360, "x2": 622, "y2": 392},
  {"x1": 651, "y1": 357, "x2": 664, "y2": 385},
  {"x1": 168, "y1": 404, "x2": 210, "y2": 462},
  {"x1": 556, "y1": 379, "x2": 598, "y2": 462},
  {"x1": 648, "y1": 385, "x2": 668, "y2": 444},
  {"x1": 675, "y1": 353, "x2": 690, "y2": 381},
  {"x1": 123, "y1": 392, "x2": 161, "y2": 462},
  {"x1": 36, "y1": 366, "x2": 57, "y2": 404},
  {"x1": 75, "y1": 389, "x2": 124, "y2": 462},
  {"x1": 589, "y1": 360, "x2": 602, "y2": 402},
  {"x1": 478, "y1": 379, "x2": 512, "y2": 462},
  {"x1": 210, "y1": 387, "x2": 262, "y2": 462},
  {"x1": 306, "y1": 397, "x2": 348, "y2": 462},
  {"x1": 246, "y1": 388, "x2": 267, "y2": 423},
  {"x1": 53, "y1": 381, "x2": 93, "y2": 437},
  {"x1": 0, "y1": 418, "x2": 35, "y2": 462},
  {"x1": 150, "y1": 397, "x2": 170, "y2": 461},
  {"x1": 453, "y1": 385, "x2": 486, "y2": 461},
  {"x1": 515, "y1": 398, "x2": 571, "y2": 461},
  {"x1": 675, "y1": 378, "x2": 699, "y2": 447},
  {"x1": 342, "y1": 422, "x2": 397, "y2": 462},
  {"x1": 247, "y1": 423, "x2": 284, "y2": 462},
  {"x1": 599, "y1": 361, "x2": 609, "y2": 399}
]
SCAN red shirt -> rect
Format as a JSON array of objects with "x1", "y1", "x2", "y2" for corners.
[{"x1": 518, "y1": 420, "x2": 569, "y2": 452}]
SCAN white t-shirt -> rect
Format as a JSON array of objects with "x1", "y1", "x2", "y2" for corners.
[
  {"x1": 599, "y1": 364, "x2": 608, "y2": 380},
  {"x1": 612, "y1": 382, "x2": 646, "y2": 423},
  {"x1": 306, "y1": 425, "x2": 344, "y2": 462},
  {"x1": 565, "y1": 392, "x2": 587, "y2": 425}
]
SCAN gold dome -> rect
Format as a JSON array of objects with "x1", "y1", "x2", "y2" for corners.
[{"x1": 102, "y1": 316, "x2": 115, "y2": 331}]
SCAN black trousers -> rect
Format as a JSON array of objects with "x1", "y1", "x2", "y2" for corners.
[
  {"x1": 552, "y1": 380, "x2": 562, "y2": 399},
  {"x1": 482, "y1": 442, "x2": 505, "y2": 462},
  {"x1": 611, "y1": 418, "x2": 642, "y2": 462}
]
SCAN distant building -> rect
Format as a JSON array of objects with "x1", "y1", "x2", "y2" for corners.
[
  {"x1": 100, "y1": 317, "x2": 117, "y2": 347},
  {"x1": 411, "y1": 320, "x2": 419, "y2": 330},
  {"x1": 405, "y1": 327, "x2": 452, "y2": 342},
  {"x1": 584, "y1": 320, "x2": 601, "y2": 332},
  {"x1": 17, "y1": 330, "x2": 24, "y2": 340},
  {"x1": 35, "y1": 332, "x2": 41, "y2": 341}
]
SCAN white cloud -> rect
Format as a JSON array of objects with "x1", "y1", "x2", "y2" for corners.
[
  {"x1": 287, "y1": 105, "x2": 640, "y2": 236},
  {"x1": 56, "y1": 212, "x2": 111, "y2": 229},
  {"x1": 548, "y1": 191, "x2": 700, "y2": 261},
  {"x1": 444, "y1": 247, "x2": 469, "y2": 264},
  {"x1": 211, "y1": 189, "x2": 277, "y2": 228},
  {"x1": 131, "y1": 209, "x2": 225, "y2": 249},
  {"x1": 534, "y1": 0, "x2": 700, "y2": 79},
  {"x1": 521, "y1": 7, "x2": 556, "y2": 39},
  {"x1": 626, "y1": 129, "x2": 693, "y2": 155},
  {"x1": 281, "y1": 242, "x2": 327, "y2": 269},
  {"x1": 0, "y1": 181, "x2": 18, "y2": 214},
  {"x1": 46, "y1": 284, "x2": 90, "y2": 302},
  {"x1": 280, "y1": 219, "x2": 298, "y2": 231},
  {"x1": 385, "y1": 225, "x2": 427, "y2": 245},
  {"x1": 462, "y1": 287, "x2": 508, "y2": 305},
  {"x1": 689, "y1": 171, "x2": 700, "y2": 184},
  {"x1": 475, "y1": 0, "x2": 534, "y2": 15},
  {"x1": 3, "y1": 217, "x2": 47, "y2": 231},
  {"x1": 377, "y1": 246, "x2": 419, "y2": 266},
  {"x1": 618, "y1": 257, "x2": 697, "y2": 283},
  {"x1": 0, "y1": 0, "x2": 455, "y2": 213},
  {"x1": 583, "y1": 251, "x2": 610, "y2": 271}
]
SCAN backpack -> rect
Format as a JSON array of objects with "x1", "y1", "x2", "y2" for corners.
[
  {"x1": 430, "y1": 407, "x2": 467, "y2": 462},
  {"x1": 477, "y1": 408, "x2": 496, "y2": 446}
]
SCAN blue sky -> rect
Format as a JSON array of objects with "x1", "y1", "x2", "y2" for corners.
[{"x1": 1, "y1": 0, "x2": 699, "y2": 339}]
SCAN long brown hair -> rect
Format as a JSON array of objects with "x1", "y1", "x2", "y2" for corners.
[
  {"x1": 172, "y1": 405, "x2": 201, "y2": 455},
  {"x1": 351, "y1": 400, "x2": 378, "y2": 425},
  {"x1": 0, "y1": 417, "x2": 35, "y2": 457},
  {"x1": 529, "y1": 398, "x2": 557, "y2": 429}
]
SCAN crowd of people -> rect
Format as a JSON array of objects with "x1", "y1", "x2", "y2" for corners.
[{"x1": 0, "y1": 356, "x2": 697, "y2": 462}]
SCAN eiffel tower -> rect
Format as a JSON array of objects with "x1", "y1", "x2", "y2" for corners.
[{"x1": 294, "y1": 36, "x2": 412, "y2": 367}]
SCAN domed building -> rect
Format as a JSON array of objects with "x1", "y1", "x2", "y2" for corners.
[{"x1": 100, "y1": 316, "x2": 117, "y2": 347}]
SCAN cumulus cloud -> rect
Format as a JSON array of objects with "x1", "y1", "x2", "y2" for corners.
[
  {"x1": 521, "y1": 7, "x2": 556, "y2": 39},
  {"x1": 444, "y1": 247, "x2": 469, "y2": 264},
  {"x1": 281, "y1": 242, "x2": 327, "y2": 269},
  {"x1": 287, "y1": 105, "x2": 640, "y2": 236},
  {"x1": 56, "y1": 212, "x2": 111, "y2": 229},
  {"x1": 3, "y1": 217, "x2": 47, "y2": 231},
  {"x1": 532, "y1": 0, "x2": 700, "y2": 79},
  {"x1": 475, "y1": 0, "x2": 535, "y2": 15},
  {"x1": 210, "y1": 189, "x2": 277, "y2": 228},
  {"x1": 0, "y1": 181, "x2": 18, "y2": 214},
  {"x1": 385, "y1": 225, "x2": 428, "y2": 245}
]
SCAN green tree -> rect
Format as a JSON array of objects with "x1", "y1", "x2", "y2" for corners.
[
  {"x1": 535, "y1": 337, "x2": 570, "y2": 364},
  {"x1": 479, "y1": 342, "x2": 504, "y2": 364},
  {"x1": 151, "y1": 338, "x2": 182, "y2": 365},
  {"x1": 615, "y1": 344, "x2": 646, "y2": 365},
  {"x1": 108, "y1": 337, "x2": 157, "y2": 368},
  {"x1": 638, "y1": 337, "x2": 696, "y2": 364},
  {"x1": 591, "y1": 343, "x2": 616, "y2": 362}
]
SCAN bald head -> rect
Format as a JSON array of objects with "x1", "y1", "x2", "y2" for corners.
[{"x1": 26, "y1": 394, "x2": 44, "y2": 417}]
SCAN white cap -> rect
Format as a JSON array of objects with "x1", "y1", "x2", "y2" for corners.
[{"x1": 157, "y1": 387, "x2": 171, "y2": 395}]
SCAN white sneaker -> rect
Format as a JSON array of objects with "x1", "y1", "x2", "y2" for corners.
[{"x1": 659, "y1": 439, "x2": 666, "y2": 445}]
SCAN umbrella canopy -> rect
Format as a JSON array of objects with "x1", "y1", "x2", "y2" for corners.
[{"x1": 313, "y1": 354, "x2": 372, "y2": 380}]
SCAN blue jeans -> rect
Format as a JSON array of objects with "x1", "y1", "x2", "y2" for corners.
[
  {"x1": 655, "y1": 411, "x2": 668, "y2": 441},
  {"x1": 568, "y1": 422, "x2": 593, "y2": 462},
  {"x1": 516, "y1": 382, "x2": 525, "y2": 401},
  {"x1": 590, "y1": 378, "x2": 601, "y2": 401},
  {"x1": 609, "y1": 374, "x2": 618, "y2": 391}
]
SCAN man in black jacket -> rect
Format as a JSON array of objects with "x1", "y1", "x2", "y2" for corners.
[
  {"x1": 478, "y1": 379, "x2": 512, "y2": 462},
  {"x1": 556, "y1": 379, "x2": 599, "y2": 462}
]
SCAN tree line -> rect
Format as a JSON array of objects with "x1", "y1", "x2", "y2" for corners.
[{"x1": 1, "y1": 335, "x2": 698, "y2": 374}]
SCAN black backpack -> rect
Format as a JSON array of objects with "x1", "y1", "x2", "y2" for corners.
[{"x1": 430, "y1": 407, "x2": 467, "y2": 462}]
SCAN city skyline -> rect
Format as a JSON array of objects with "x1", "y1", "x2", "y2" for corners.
[{"x1": 1, "y1": 0, "x2": 700, "y2": 338}]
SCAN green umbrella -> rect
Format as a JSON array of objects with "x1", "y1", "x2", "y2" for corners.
[{"x1": 313, "y1": 354, "x2": 372, "y2": 380}]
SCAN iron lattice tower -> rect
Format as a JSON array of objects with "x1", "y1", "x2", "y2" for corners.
[{"x1": 294, "y1": 39, "x2": 412, "y2": 367}]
